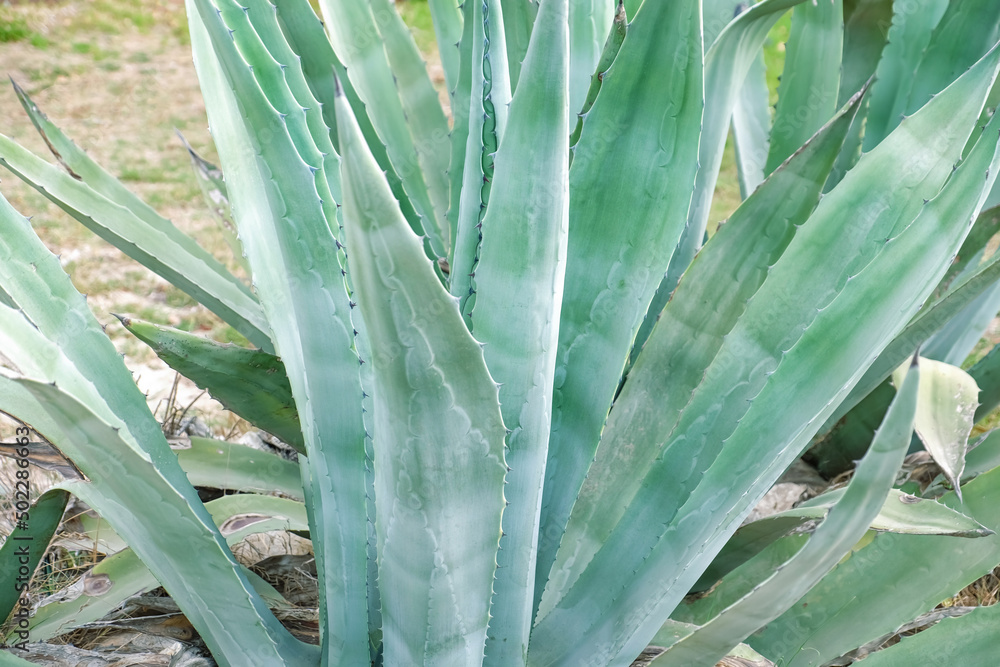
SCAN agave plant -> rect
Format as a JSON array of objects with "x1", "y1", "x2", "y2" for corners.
[{"x1": 5, "y1": 0, "x2": 1000, "y2": 665}]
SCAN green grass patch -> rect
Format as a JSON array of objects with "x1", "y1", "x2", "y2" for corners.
[
  {"x1": 133, "y1": 305, "x2": 170, "y2": 325},
  {"x1": 396, "y1": 0, "x2": 436, "y2": 56},
  {"x1": 164, "y1": 287, "x2": 197, "y2": 309},
  {"x1": 94, "y1": 48, "x2": 120, "y2": 62},
  {"x1": 102, "y1": 2, "x2": 156, "y2": 31},
  {"x1": 0, "y1": 16, "x2": 30, "y2": 43},
  {"x1": 64, "y1": 0, "x2": 157, "y2": 35},
  {"x1": 93, "y1": 0, "x2": 154, "y2": 32},
  {"x1": 144, "y1": 185, "x2": 201, "y2": 209},
  {"x1": 71, "y1": 42, "x2": 119, "y2": 61},
  {"x1": 221, "y1": 327, "x2": 251, "y2": 347},
  {"x1": 0, "y1": 14, "x2": 48, "y2": 47},
  {"x1": 118, "y1": 159, "x2": 197, "y2": 189},
  {"x1": 172, "y1": 19, "x2": 191, "y2": 46},
  {"x1": 119, "y1": 167, "x2": 150, "y2": 183},
  {"x1": 707, "y1": 134, "x2": 743, "y2": 232}
]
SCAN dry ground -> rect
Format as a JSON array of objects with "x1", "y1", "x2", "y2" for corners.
[
  {"x1": 0, "y1": 0, "x2": 448, "y2": 429},
  {"x1": 0, "y1": 0, "x2": 247, "y2": 431}
]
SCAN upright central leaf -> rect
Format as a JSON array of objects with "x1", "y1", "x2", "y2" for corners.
[
  {"x1": 450, "y1": 0, "x2": 512, "y2": 322},
  {"x1": 319, "y1": 0, "x2": 450, "y2": 257},
  {"x1": 471, "y1": 0, "x2": 570, "y2": 662},
  {"x1": 536, "y1": 0, "x2": 704, "y2": 610},
  {"x1": 337, "y1": 81, "x2": 509, "y2": 667},
  {"x1": 189, "y1": 1, "x2": 370, "y2": 662}
]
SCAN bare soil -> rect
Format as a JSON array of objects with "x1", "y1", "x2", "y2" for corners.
[{"x1": 0, "y1": 0, "x2": 242, "y2": 427}]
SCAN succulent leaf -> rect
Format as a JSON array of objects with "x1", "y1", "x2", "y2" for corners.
[
  {"x1": 731, "y1": 53, "x2": 771, "y2": 198},
  {"x1": 693, "y1": 487, "x2": 992, "y2": 596},
  {"x1": 532, "y1": 39, "x2": 1000, "y2": 667},
  {"x1": 863, "y1": 0, "x2": 949, "y2": 150},
  {"x1": 542, "y1": 84, "x2": 864, "y2": 624},
  {"x1": 657, "y1": 359, "x2": 920, "y2": 665},
  {"x1": 634, "y1": 0, "x2": 807, "y2": 381},
  {"x1": 449, "y1": 0, "x2": 512, "y2": 324},
  {"x1": 467, "y1": 0, "x2": 570, "y2": 659},
  {"x1": 117, "y1": 316, "x2": 304, "y2": 453},
  {"x1": 0, "y1": 133, "x2": 272, "y2": 352},
  {"x1": 854, "y1": 601, "x2": 1000, "y2": 666},
  {"x1": 10, "y1": 81, "x2": 256, "y2": 298},
  {"x1": 318, "y1": 0, "x2": 447, "y2": 259},
  {"x1": 177, "y1": 436, "x2": 304, "y2": 499},
  {"x1": 1, "y1": 378, "x2": 313, "y2": 665},
  {"x1": 536, "y1": 0, "x2": 704, "y2": 608},
  {"x1": 500, "y1": 0, "x2": 538, "y2": 90},
  {"x1": 751, "y1": 463, "x2": 1000, "y2": 666},
  {"x1": 4, "y1": 1, "x2": 1000, "y2": 665},
  {"x1": 427, "y1": 0, "x2": 464, "y2": 94},
  {"x1": 336, "y1": 70, "x2": 508, "y2": 667},
  {"x1": 175, "y1": 130, "x2": 249, "y2": 273},
  {"x1": 22, "y1": 490, "x2": 309, "y2": 644},
  {"x1": 189, "y1": 1, "x2": 371, "y2": 661},
  {"x1": 765, "y1": 0, "x2": 843, "y2": 174},
  {"x1": 567, "y1": 0, "x2": 614, "y2": 118},
  {"x1": 568, "y1": 0, "x2": 626, "y2": 155},
  {"x1": 891, "y1": 358, "x2": 978, "y2": 500},
  {"x1": 0, "y1": 489, "x2": 69, "y2": 626},
  {"x1": 537, "y1": 77, "x2": 863, "y2": 650}
]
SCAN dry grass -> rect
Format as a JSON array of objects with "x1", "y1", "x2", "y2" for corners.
[
  {"x1": 942, "y1": 568, "x2": 1000, "y2": 609},
  {"x1": 0, "y1": 0, "x2": 240, "y2": 428},
  {"x1": 0, "y1": 2, "x2": 375, "y2": 656}
]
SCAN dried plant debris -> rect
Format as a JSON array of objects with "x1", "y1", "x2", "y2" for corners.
[
  {"x1": 631, "y1": 646, "x2": 775, "y2": 667},
  {"x1": 942, "y1": 566, "x2": 1000, "y2": 608},
  {"x1": 745, "y1": 459, "x2": 827, "y2": 523},
  {"x1": 827, "y1": 606, "x2": 978, "y2": 665},
  {"x1": 6, "y1": 642, "x2": 213, "y2": 666}
]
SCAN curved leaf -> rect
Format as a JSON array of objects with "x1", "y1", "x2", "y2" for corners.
[
  {"x1": 318, "y1": 0, "x2": 447, "y2": 258},
  {"x1": 0, "y1": 135, "x2": 272, "y2": 351},
  {"x1": 539, "y1": 82, "x2": 865, "y2": 638},
  {"x1": 189, "y1": 2, "x2": 370, "y2": 661},
  {"x1": 531, "y1": 41, "x2": 1000, "y2": 667},
  {"x1": 856, "y1": 602, "x2": 1000, "y2": 667},
  {"x1": 750, "y1": 464, "x2": 1000, "y2": 666},
  {"x1": 862, "y1": 0, "x2": 948, "y2": 150},
  {"x1": 25, "y1": 491, "x2": 309, "y2": 643},
  {"x1": 0, "y1": 489, "x2": 69, "y2": 627},
  {"x1": 118, "y1": 316, "x2": 303, "y2": 453},
  {"x1": 449, "y1": 0, "x2": 512, "y2": 323},
  {"x1": 657, "y1": 359, "x2": 919, "y2": 666},
  {"x1": 893, "y1": 358, "x2": 978, "y2": 499},
  {"x1": 471, "y1": 0, "x2": 570, "y2": 659},
  {"x1": 177, "y1": 437, "x2": 303, "y2": 500},
  {"x1": 696, "y1": 487, "x2": 992, "y2": 593},
  {"x1": 0, "y1": 378, "x2": 313, "y2": 665}
]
